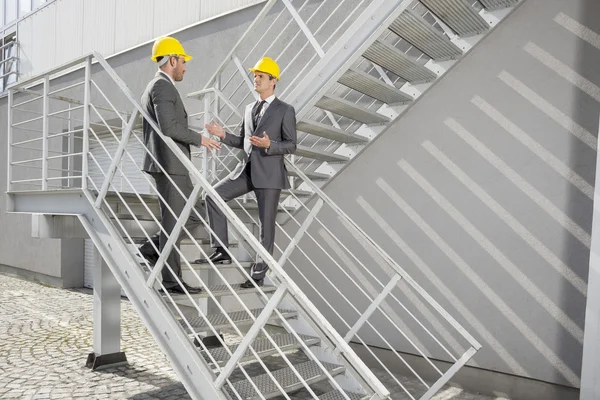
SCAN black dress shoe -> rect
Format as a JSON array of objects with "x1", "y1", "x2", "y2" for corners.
[
  {"x1": 137, "y1": 237, "x2": 159, "y2": 265},
  {"x1": 161, "y1": 282, "x2": 203, "y2": 295},
  {"x1": 193, "y1": 248, "x2": 232, "y2": 265},
  {"x1": 240, "y1": 278, "x2": 264, "y2": 289}
]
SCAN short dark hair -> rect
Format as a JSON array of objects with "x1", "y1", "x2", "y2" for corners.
[{"x1": 156, "y1": 56, "x2": 164, "y2": 63}]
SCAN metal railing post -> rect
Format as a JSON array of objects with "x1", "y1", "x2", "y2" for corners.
[
  {"x1": 145, "y1": 183, "x2": 203, "y2": 288},
  {"x1": 211, "y1": 77, "x2": 220, "y2": 181},
  {"x1": 278, "y1": 199, "x2": 323, "y2": 267},
  {"x1": 41, "y1": 76, "x2": 49, "y2": 190},
  {"x1": 7, "y1": 89, "x2": 13, "y2": 192},
  {"x1": 213, "y1": 285, "x2": 288, "y2": 389},
  {"x1": 82, "y1": 56, "x2": 91, "y2": 190},
  {"x1": 202, "y1": 93, "x2": 210, "y2": 180},
  {"x1": 281, "y1": 0, "x2": 325, "y2": 58},
  {"x1": 94, "y1": 109, "x2": 139, "y2": 208},
  {"x1": 232, "y1": 55, "x2": 259, "y2": 101},
  {"x1": 336, "y1": 274, "x2": 401, "y2": 355}
]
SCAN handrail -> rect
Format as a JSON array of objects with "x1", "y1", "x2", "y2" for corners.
[
  {"x1": 284, "y1": 159, "x2": 482, "y2": 350},
  {"x1": 203, "y1": 0, "x2": 279, "y2": 90},
  {"x1": 91, "y1": 51, "x2": 390, "y2": 398}
]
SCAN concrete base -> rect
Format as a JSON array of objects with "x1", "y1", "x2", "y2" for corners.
[
  {"x1": 350, "y1": 344, "x2": 579, "y2": 400},
  {"x1": 0, "y1": 264, "x2": 64, "y2": 288},
  {"x1": 86, "y1": 352, "x2": 128, "y2": 370}
]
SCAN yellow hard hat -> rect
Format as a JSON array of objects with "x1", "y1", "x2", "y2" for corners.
[
  {"x1": 249, "y1": 57, "x2": 280, "y2": 81},
  {"x1": 151, "y1": 36, "x2": 192, "y2": 62}
]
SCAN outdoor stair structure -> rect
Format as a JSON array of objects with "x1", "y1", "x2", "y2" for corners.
[{"x1": 6, "y1": 0, "x2": 522, "y2": 398}]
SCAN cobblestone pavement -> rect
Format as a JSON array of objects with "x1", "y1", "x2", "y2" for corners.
[{"x1": 0, "y1": 273, "x2": 510, "y2": 400}]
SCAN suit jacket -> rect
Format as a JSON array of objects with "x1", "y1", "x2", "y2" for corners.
[
  {"x1": 223, "y1": 97, "x2": 297, "y2": 189},
  {"x1": 141, "y1": 71, "x2": 202, "y2": 175}
]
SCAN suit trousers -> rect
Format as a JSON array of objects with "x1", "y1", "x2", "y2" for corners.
[
  {"x1": 152, "y1": 173, "x2": 205, "y2": 286},
  {"x1": 206, "y1": 162, "x2": 281, "y2": 280}
]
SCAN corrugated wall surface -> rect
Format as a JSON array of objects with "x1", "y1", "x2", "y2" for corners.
[
  {"x1": 17, "y1": 0, "x2": 264, "y2": 78},
  {"x1": 285, "y1": 0, "x2": 600, "y2": 390}
]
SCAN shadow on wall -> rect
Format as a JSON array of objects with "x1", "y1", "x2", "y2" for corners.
[{"x1": 565, "y1": 0, "x2": 600, "y2": 387}]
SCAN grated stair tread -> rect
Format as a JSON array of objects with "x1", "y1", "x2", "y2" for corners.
[
  {"x1": 205, "y1": 333, "x2": 320, "y2": 367},
  {"x1": 319, "y1": 390, "x2": 367, "y2": 400},
  {"x1": 228, "y1": 360, "x2": 345, "y2": 399},
  {"x1": 187, "y1": 260, "x2": 252, "y2": 271},
  {"x1": 295, "y1": 145, "x2": 350, "y2": 163},
  {"x1": 170, "y1": 284, "x2": 277, "y2": 301},
  {"x1": 479, "y1": 0, "x2": 520, "y2": 11},
  {"x1": 420, "y1": 0, "x2": 489, "y2": 37},
  {"x1": 338, "y1": 69, "x2": 413, "y2": 105},
  {"x1": 315, "y1": 95, "x2": 391, "y2": 125},
  {"x1": 182, "y1": 308, "x2": 297, "y2": 332},
  {"x1": 282, "y1": 188, "x2": 314, "y2": 197},
  {"x1": 287, "y1": 169, "x2": 331, "y2": 181},
  {"x1": 297, "y1": 120, "x2": 368, "y2": 144},
  {"x1": 363, "y1": 41, "x2": 437, "y2": 83},
  {"x1": 389, "y1": 9, "x2": 462, "y2": 61}
]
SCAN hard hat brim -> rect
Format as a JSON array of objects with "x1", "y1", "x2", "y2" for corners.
[
  {"x1": 151, "y1": 53, "x2": 193, "y2": 62},
  {"x1": 249, "y1": 67, "x2": 279, "y2": 80}
]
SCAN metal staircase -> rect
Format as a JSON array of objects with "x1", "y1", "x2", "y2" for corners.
[{"x1": 5, "y1": 0, "x2": 522, "y2": 398}]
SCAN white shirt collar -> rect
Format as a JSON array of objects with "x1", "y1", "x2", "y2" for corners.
[
  {"x1": 259, "y1": 94, "x2": 276, "y2": 105},
  {"x1": 158, "y1": 70, "x2": 175, "y2": 86}
]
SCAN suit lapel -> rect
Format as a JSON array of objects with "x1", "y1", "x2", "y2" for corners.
[
  {"x1": 254, "y1": 98, "x2": 281, "y2": 134},
  {"x1": 156, "y1": 71, "x2": 188, "y2": 117}
]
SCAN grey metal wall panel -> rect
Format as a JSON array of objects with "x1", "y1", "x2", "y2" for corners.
[
  {"x1": 284, "y1": 0, "x2": 599, "y2": 390},
  {"x1": 114, "y1": 0, "x2": 154, "y2": 53},
  {"x1": 16, "y1": 9, "x2": 33, "y2": 77},
  {"x1": 82, "y1": 0, "x2": 116, "y2": 56},
  {"x1": 200, "y1": 0, "x2": 263, "y2": 20},
  {"x1": 15, "y1": 0, "x2": 263, "y2": 78},
  {"x1": 152, "y1": 0, "x2": 201, "y2": 38},
  {"x1": 31, "y1": 2, "x2": 56, "y2": 74},
  {"x1": 54, "y1": 0, "x2": 83, "y2": 66}
]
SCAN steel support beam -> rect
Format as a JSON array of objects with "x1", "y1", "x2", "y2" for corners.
[
  {"x1": 283, "y1": 0, "x2": 414, "y2": 120},
  {"x1": 86, "y1": 257, "x2": 127, "y2": 370}
]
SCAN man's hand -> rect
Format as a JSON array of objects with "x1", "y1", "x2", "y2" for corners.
[
  {"x1": 205, "y1": 120, "x2": 225, "y2": 139},
  {"x1": 201, "y1": 135, "x2": 221, "y2": 151},
  {"x1": 250, "y1": 132, "x2": 271, "y2": 149}
]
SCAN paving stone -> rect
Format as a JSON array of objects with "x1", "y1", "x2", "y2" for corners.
[{"x1": 0, "y1": 273, "x2": 509, "y2": 400}]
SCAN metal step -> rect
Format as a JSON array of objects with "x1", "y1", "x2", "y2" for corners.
[
  {"x1": 282, "y1": 188, "x2": 314, "y2": 198},
  {"x1": 295, "y1": 145, "x2": 350, "y2": 163},
  {"x1": 183, "y1": 308, "x2": 297, "y2": 332},
  {"x1": 316, "y1": 95, "x2": 391, "y2": 125},
  {"x1": 105, "y1": 192, "x2": 296, "y2": 213},
  {"x1": 170, "y1": 284, "x2": 277, "y2": 302},
  {"x1": 319, "y1": 390, "x2": 367, "y2": 400},
  {"x1": 479, "y1": 0, "x2": 519, "y2": 11},
  {"x1": 179, "y1": 238, "x2": 239, "y2": 246},
  {"x1": 228, "y1": 360, "x2": 346, "y2": 400},
  {"x1": 420, "y1": 0, "x2": 489, "y2": 37},
  {"x1": 389, "y1": 9, "x2": 463, "y2": 61},
  {"x1": 205, "y1": 333, "x2": 320, "y2": 368},
  {"x1": 338, "y1": 69, "x2": 413, "y2": 105},
  {"x1": 287, "y1": 169, "x2": 331, "y2": 181},
  {"x1": 187, "y1": 260, "x2": 252, "y2": 271},
  {"x1": 297, "y1": 120, "x2": 369, "y2": 144},
  {"x1": 363, "y1": 41, "x2": 437, "y2": 83}
]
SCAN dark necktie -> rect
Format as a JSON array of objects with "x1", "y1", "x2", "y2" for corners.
[{"x1": 253, "y1": 100, "x2": 266, "y2": 129}]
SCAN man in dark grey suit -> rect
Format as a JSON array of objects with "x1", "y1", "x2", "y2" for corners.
[
  {"x1": 200, "y1": 57, "x2": 297, "y2": 289},
  {"x1": 139, "y1": 36, "x2": 220, "y2": 294}
]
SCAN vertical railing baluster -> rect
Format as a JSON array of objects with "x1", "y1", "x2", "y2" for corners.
[
  {"x1": 82, "y1": 56, "x2": 91, "y2": 190},
  {"x1": 41, "y1": 76, "x2": 49, "y2": 190}
]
